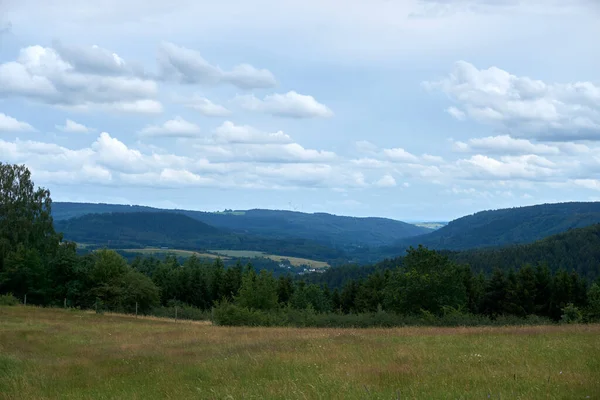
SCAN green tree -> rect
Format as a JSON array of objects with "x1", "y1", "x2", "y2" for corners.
[
  {"x1": 236, "y1": 269, "x2": 279, "y2": 311},
  {"x1": 384, "y1": 246, "x2": 467, "y2": 316},
  {"x1": 0, "y1": 163, "x2": 61, "y2": 303}
]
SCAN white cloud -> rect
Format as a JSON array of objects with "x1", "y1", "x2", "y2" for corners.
[
  {"x1": 157, "y1": 41, "x2": 276, "y2": 89},
  {"x1": 55, "y1": 119, "x2": 92, "y2": 133},
  {"x1": 213, "y1": 121, "x2": 292, "y2": 144},
  {"x1": 355, "y1": 140, "x2": 378, "y2": 154},
  {"x1": 0, "y1": 45, "x2": 161, "y2": 113},
  {"x1": 138, "y1": 116, "x2": 202, "y2": 138},
  {"x1": 51, "y1": 40, "x2": 135, "y2": 76},
  {"x1": 383, "y1": 147, "x2": 419, "y2": 163},
  {"x1": 0, "y1": 113, "x2": 36, "y2": 132},
  {"x1": 446, "y1": 106, "x2": 466, "y2": 120},
  {"x1": 182, "y1": 95, "x2": 231, "y2": 117},
  {"x1": 456, "y1": 154, "x2": 558, "y2": 180},
  {"x1": 236, "y1": 91, "x2": 333, "y2": 118},
  {"x1": 453, "y1": 135, "x2": 561, "y2": 155},
  {"x1": 424, "y1": 60, "x2": 600, "y2": 141},
  {"x1": 573, "y1": 179, "x2": 600, "y2": 190},
  {"x1": 375, "y1": 174, "x2": 397, "y2": 188}
]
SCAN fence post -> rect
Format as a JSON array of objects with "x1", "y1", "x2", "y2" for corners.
[
  {"x1": 175, "y1": 306, "x2": 178, "y2": 321},
  {"x1": 24, "y1": 294, "x2": 27, "y2": 306},
  {"x1": 64, "y1": 298, "x2": 67, "y2": 308},
  {"x1": 135, "y1": 302, "x2": 138, "y2": 318}
]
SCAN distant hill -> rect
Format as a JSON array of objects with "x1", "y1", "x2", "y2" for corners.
[
  {"x1": 306, "y1": 223, "x2": 600, "y2": 288},
  {"x1": 51, "y1": 202, "x2": 431, "y2": 250},
  {"x1": 446, "y1": 223, "x2": 600, "y2": 281},
  {"x1": 55, "y1": 212, "x2": 346, "y2": 262},
  {"x1": 386, "y1": 201, "x2": 600, "y2": 252}
]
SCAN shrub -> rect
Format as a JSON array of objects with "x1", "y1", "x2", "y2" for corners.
[
  {"x1": 0, "y1": 293, "x2": 20, "y2": 306},
  {"x1": 560, "y1": 303, "x2": 582, "y2": 324}
]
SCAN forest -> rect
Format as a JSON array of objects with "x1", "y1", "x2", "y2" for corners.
[{"x1": 2, "y1": 162, "x2": 600, "y2": 327}]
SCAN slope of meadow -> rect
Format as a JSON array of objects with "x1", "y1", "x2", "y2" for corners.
[{"x1": 1, "y1": 306, "x2": 599, "y2": 399}]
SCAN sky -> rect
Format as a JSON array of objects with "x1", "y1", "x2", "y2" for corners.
[{"x1": 1, "y1": 0, "x2": 600, "y2": 222}]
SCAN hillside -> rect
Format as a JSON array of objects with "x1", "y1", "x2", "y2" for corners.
[
  {"x1": 307, "y1": 223, "x2": 600, "y2": 289},
  {"x1": 51, "y1": 202, "x2": 432, "y2": 249},
  {"x1": 447, "y1": 223, "x2": 600, "y2": 281},
  {"x1": 55, "y1": 212, "x2": 346, "y2": 262},
  {"x1": 380, "y1": 202, "x2": 600, "y2": 254}
]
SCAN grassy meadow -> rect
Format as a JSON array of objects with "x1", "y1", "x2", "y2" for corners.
[
  {"x1": 119, "y1": 248, "x2": 228, "y2": 260},
  {"x1": 1, "y1": 307, "x2": 599, "y2": 399},
  {"x1": 209, "y1": 250, "x2": 330, "y2": 268}
]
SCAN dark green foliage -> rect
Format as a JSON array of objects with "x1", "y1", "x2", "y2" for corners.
[
  {"x1": 55, "y1": 211, "x2": 346, "y2": 263},
  {"x1": 383, "y1": 246, "x2": 467, "y2": 316},
  {"x1": 235, "y1": 269, "x2": 279, "y2": 311},
  {"x1": 51, "y1": 202, "x2": 432, "y2": 250},
  {"x1": 447, "y1": 224, "x2": 600, "y2": 280},
  {"x1": 0, "y1": 293, "x2": 19, "y2": 305},
  {"x1": 389, "y1": 202, "x2": 600, "y2": 252}
]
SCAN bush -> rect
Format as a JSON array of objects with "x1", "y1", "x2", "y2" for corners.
[
  {"x1": 149, "y1": 305, "x2": 211, "y2": 321},
  {"x1": 560, "y1": 303, "x2": 582, "y2": 324},
  {"x1": 0, "y1": 293, "x2": 20, "y2": 306},
  {"x1": 211, "y1": 301, "x2": 562, "y2": 328}
]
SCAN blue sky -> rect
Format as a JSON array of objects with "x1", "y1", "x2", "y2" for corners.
[{"x1": 1, "y1": 0, "x2": 600, "y2": 221}]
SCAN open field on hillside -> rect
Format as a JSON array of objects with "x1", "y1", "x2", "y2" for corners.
[
  {"x1": 1, "y1": 306, "x2": 599, "y2": 399},
  {"x1": 118, "y1": 248, "x2": 229, "y2": 260},
  {"x1": 209, "y1": 250, "x2": 330, "y2": 268}
]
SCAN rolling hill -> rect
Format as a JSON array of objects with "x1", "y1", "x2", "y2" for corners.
[
  {"x1": 387, "y1": 201, "x2": 600, "y2": 251},
  {"x1": 446, "y1": 223, "x2": 600, "y2": 281},
  {"x1": 51, "y1": 202, "x2": 432, "y2": 250},
  {"x1": 55, "y1": 212, "x2": 347, "y2": 262}
]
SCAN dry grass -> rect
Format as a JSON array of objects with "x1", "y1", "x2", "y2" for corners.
[
  {"x1": 119, "y1": 248, "x2": 230, "y2": 260},
  {"x1": 1, "y1": 306, "x2": 599, "y2": 399},
  {"x1": 209, "y1": 250, "x2": 330, "y2": 268}
]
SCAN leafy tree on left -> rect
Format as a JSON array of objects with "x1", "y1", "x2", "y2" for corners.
[{"x1": 0, "y1": 163, "x2": 61, "y2": 303}]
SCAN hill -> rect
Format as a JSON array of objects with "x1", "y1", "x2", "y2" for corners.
[
  {"x1": 377, "y1": 202, "x2": 600, "y2": 256},
  {"x1": 311, "y1": 223, "x2": 600, "y2": 289},
  {"x1": 51, "y1": 202, "x2": 432, "y2": 250},
  {"x1": 55, "y1": 212, "x2": 346, "y2": 262},
  {"x1": 447, "y1": 223, "x2": 600, "y2": 281}
]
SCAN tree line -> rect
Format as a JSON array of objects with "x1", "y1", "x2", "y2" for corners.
[{"x1": 1, "y1": 162, "x2": 599, "y2": 326}]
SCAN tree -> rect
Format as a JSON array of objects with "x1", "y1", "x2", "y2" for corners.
[
  {"x1": 481, "y1": 268, "x2": 507, "y2": 317},
  {"x1": 236, "y1": 269, "x2": 279, "y2": 311},
  {"x1": 0, "y1": 163, "x2": 61, "y2": 303},
  {"x1": 383, "y1": 246, "x2": 467, "y2": 316}
]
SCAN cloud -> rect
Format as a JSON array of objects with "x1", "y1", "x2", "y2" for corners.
[
  {"x1": 0, "y1": 113, "x2": 36, "y2": 132},
  {"x1": 355, "y1": 140, "x2": 379, "y2": 154},
  {"x1": 456, "y1": 154, "x2": 558, "y2": 180},
  {"x1": 236, "y1": 91, "x2": 333, "y2": 118},
  {"x1": 0, "y1": 44, "x2": 162, "y2": 113},
  {"x1": 374, "y1": 174, "x2": 397, "y2": 188},
  {"x1": 453, "y1": 135, "x2": 561, "y2": 155},
  {"x1": 213, "y1": 121, "x2": 292, "y2": 144},
  {"x1": 424, "y1": 60, "x2": 600, "y2": 141},
  {"x1": 138, "y1": 116, "x2": 202, "y2": 138},
  {"x1": 573, "y1": 179, "x2": 600, "y2": 190},
  {"x1": 51, "y1": 40, "x2": 136, "y2": 76},
  {"x1": 446, "y1": 106, "x2": 466, "y2": 120},
  {"x1": 182, "y1": 95, "x2": 231, "y2": 117},
  {"x1": 383, "y1": 147, "x2": 420, "y2": 163},
  {"x1": 157, "y1": 41, "x2": 276, "y2": 89},
  {"x1": 55, "y1": 119, "x2": 92, "y2": 133}
]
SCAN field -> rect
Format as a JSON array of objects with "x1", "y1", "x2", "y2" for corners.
[
  {"x1": 119, "y1": 248, "x2": 229, "y2": 260},
  {"x1": 1, "y1": 307, "x2": 599, "y2": 399},
  {"x1": 209, "y1": 250, "x2": 330, "y2": 268}
]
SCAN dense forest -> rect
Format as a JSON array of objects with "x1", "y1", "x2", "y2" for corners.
[
  {"x1": 56, "y1": 212, "x2": 346, "y2": 263},
  {"x1": 2, "y1": 162, "x2": 600, "y2": 327},
  {"x1": 384, "y1": 202, "x2": 600, "y2": 253},
  {"x1": 51, "y1": 202, "x2": 432, "y2": 250}
]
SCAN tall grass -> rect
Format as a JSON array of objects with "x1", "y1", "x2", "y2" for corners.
[{"x1": 1, "y1": 305, "x2": 599, "y2": 399}]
